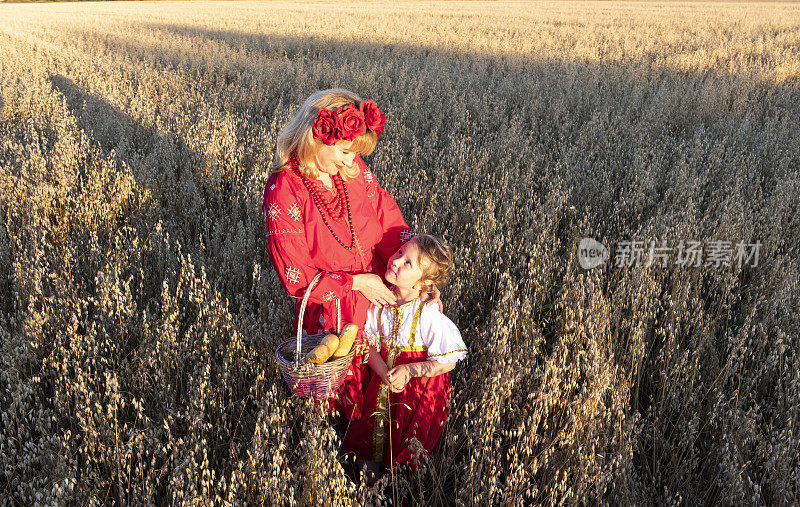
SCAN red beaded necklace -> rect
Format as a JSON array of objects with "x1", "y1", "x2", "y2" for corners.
[{"x1": 290, "y1": 155, "x2": 355, "y2": 250}]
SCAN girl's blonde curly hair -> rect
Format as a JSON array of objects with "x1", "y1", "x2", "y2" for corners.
[{"x1": 413, "y1": 234, "x2": 453, "y2": 295}]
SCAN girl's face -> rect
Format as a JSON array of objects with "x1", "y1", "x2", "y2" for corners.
[
  {"x1": 315, "y1": 140, "x2": 356, "y2": 176},
  {"x1": 385, "y1": 239, "x2": 429, "y2": 291}
]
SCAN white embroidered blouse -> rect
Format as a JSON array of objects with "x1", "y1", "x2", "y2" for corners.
[{"x1": 364, "y1": 297, "x2": 468, "y2": 364}]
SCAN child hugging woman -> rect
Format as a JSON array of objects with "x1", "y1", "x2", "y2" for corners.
[{"x1": 343, "y1": 234, "x2": 467, "y2": 480}]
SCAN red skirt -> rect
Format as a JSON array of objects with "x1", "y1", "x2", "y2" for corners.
[{"x1": 341, "y1": 348, "x2": 451, "y2": 471}]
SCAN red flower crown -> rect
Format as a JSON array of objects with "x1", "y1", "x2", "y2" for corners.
[{"x1": 311, "y1": 100, "x2": 385, "y2": 146}]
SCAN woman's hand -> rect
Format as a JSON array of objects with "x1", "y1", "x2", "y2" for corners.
[
  {"x1": 386, "y1": 364, "x2": 412, "y2": 393},
  {"x1": 425, "y1": 285, "x2": 443, "y2": 312},
  {"x1": 352, "y1": 273, "x2": 397, "y2": 308}
]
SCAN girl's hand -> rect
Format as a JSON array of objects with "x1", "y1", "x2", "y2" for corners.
[
  {"x1": 425, "y1": 285, "x2": 443, "y2": 312},
  {"x1": 352, "y1": 274, "x2": 397, "y2": 308},
  {"x1": 386, "y1": 364, "x2": 411, "y2": 392}
]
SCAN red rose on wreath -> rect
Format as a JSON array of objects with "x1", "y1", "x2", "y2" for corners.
[
  {"x1": 333, "y1": 104, "x2": 367, "y2": 141},
  {"x1": 359, "y1": 99, "x2": 385, "y2": 137},
  {"x1": 312, "y1": 107, "x2": 338, "y2": 146}
]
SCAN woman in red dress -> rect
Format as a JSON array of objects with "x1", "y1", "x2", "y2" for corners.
[{"x1": 262, "y1": 89, "x2": 438, "y2": 419}]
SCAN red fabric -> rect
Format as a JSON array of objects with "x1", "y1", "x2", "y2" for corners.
[
  {"x1": 263, "y1": 155, "x2": 410, "y2": 419},
  {"x1": 342, "y1": 349, "x2": 451, "y2": 471}
]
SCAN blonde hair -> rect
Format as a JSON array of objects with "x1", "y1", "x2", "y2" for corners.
[
  {"x1": 269, "y1": 89, "x2": 379, "y2": 181},
  {"x1": 413, "y1": 234, "x2": 453, "y2": 295}
]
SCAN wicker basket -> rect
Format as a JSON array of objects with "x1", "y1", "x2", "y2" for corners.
[{"x1": 275, "y1": 273, "x2": 356, "y2": 399}]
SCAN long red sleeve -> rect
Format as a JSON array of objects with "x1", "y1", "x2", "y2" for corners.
[{"x1": 264, "y1": 174, "x2": 354, "y2": 304}]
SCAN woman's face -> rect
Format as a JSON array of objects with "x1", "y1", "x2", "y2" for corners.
[{"x1": 315, "y1": 140, "x2": 356, "y2": 176}]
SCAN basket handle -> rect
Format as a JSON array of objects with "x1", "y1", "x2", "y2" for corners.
[{"x1": 295, "y1": 272, "x2": 342, "y2": 364}]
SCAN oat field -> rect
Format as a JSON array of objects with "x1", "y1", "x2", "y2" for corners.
[{"x1": 1, "y1": 1, "x2": 799, "y2": 504}]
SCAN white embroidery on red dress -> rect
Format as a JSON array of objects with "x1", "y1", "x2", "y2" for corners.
[
  {"x1": 329, "y1": 273, "x2": 342, "y2": 280},
  {"x1": 322, "y1": 291, "x2": 336, "y2": 302},
  {"x1": 285, "y1": 267, "x2": 302, "y2": 284},
  {"x1": 363, "y1": 168, "x2": 374, "y2": 185},
  {"x1": 400, "y1": 229, "x2": 413, "y2": 242},
  {"x1": 287, "y1": 202, "x2": 302, "y2": 222},
  {"x1": 270, "y1": 184, "x2": 276, "y2": 190},
  {"x1": 267, "y1": 203, "x2": 282, "y2": 221},
  {"x1": 267, "y1": 228, "x2": 303, "y2": 237}
]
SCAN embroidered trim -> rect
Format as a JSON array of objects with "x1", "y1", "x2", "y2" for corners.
[
  {"x1": 427, "y1": 349, "x2": 467, "y2": 358},
  {"x1": 287, "y1": 202, "x2": 302, "y2": 221},
  {"x1": 374, "y1": 301, "x2": 425, "y2": 462},
  {"x1": 398, "y1": 345, "x2": 427, "y2": 353},
  {"x1": 267, "y1": 203, "x2": 282, "y2": 221},
  {"x1": 408, "y1": 300, "x2": 424, "y2": 349},
  {"x1": 285, "y1": 267, "x2": 302, "y2": 284},
  {"x1": 267, "y1": 228, "x2": 303, "y2": 237},
  {"x1": 374, "y1": 306, "x2": 402, "y2": 461},
  {"x1": 379, "y1": 336, "x2": 427, "y2": 353},
  {"x1": 386, "y1": 296, "x2": 420, "y2": 309}
]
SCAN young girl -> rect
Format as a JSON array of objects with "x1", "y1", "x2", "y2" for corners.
[{"x1": 342, "y1": 234, "x2": 467, "y2": 477}]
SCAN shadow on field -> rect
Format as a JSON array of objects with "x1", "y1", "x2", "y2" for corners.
[
  {"x1": 50, "y1": 75, "x2": 149, "y2": 155},
  {"x1": 49, "y1": 74, "x2": 208, "y2": 245}
]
